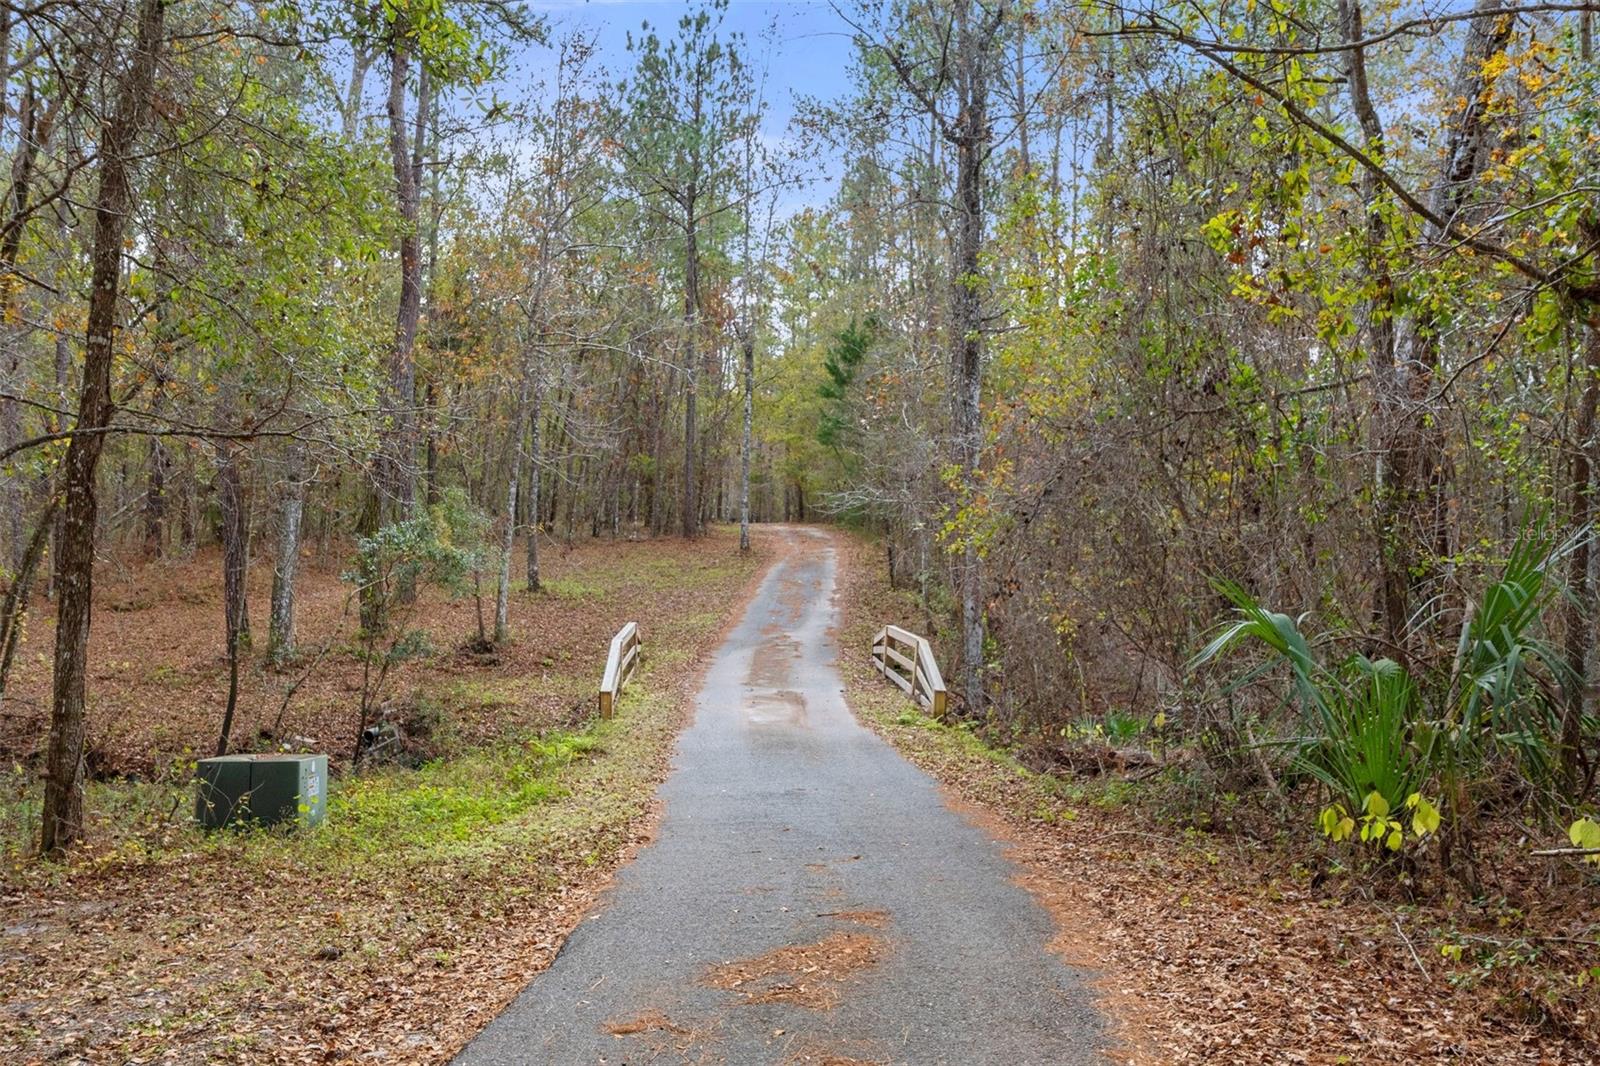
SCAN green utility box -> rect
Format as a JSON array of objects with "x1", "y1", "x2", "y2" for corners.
[{"x1": 194, "y1": 753, "x2": 328, "y2": 830}]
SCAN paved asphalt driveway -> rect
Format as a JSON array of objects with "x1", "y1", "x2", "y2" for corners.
[{"x1": 454, "y1": 528, "x2": 1104, "y2": 1065}]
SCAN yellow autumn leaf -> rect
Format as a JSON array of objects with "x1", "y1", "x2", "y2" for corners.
[
  {"x1": 1411, "y1": 796, "x2": 1441, "y2": 836},
  {"x1": 1568, "y1": 817, "x2": 1600, "y2": 865}
]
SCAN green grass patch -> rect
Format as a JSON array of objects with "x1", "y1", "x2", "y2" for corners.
[
  {"x1": 323, "y1": 732, "x2": 600, "y2": 856},
  {"x1": 540, "y1": 576, "x2": 609, "y2": 601},
  {"x1": 1, "y1": 688, "x2": 660, "y2": 887}
]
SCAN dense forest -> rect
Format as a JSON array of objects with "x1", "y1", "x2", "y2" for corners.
[{"x1": 1, "y1": 0, "x2": 1599, "y2": 1036}]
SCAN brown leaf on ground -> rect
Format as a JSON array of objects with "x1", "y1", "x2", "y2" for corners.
[
  {"x1": 779, "y1": 1035, "x2": 888, "y2": 1066},
  {"x1": 0, "y1": 526, "x2": 781, "y2": 1065},
  {"x1": 831, "y1": 529, "x2": 1600, "y2": 1066},
  {"x1": 816, "y1": 908, "x2": 890, "y2": 928},
  {"x1": 704, "y1": 931, "x2": 886, "y2": 1010},
  {"x1": 603, "y1": 1008, "x2": 690, "y2": 1037}
]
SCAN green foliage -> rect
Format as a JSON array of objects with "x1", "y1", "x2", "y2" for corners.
[
  {"x1": 1451, "y1": 527, "x2": 1569, "y2": 780},
  {"x1": 345, "y1": 510, "x2": 476, "y2": 743},
  {"x1": 431, "y1": 487, "x2": 499, "y2": 629},
  {"x1": 1568, "y1": 817, "x2": 1600, "y2": 864},
  {"x1": 348, "y1": 513, "x2": 473, "y2": 621},
  {"x1": 817, "y1": 316, "x2": 876, "y2": 450},
  {"x1": 619, "y1": 0, "x2": 752, "y2": 259},
  {"x1": 1194, "y1": 527, "x2": 1567, "y2": 857},
  {"x1": 332, "y1": 732, "x2": 599, "y2": 853}
]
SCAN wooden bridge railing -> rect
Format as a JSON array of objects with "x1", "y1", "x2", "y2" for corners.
[
  {"x1": 598, "y1": 621, "x2": 641, "y2": 719},
  {"x1": 870, "y1": 625, "x2": 947, "y2": 718}
]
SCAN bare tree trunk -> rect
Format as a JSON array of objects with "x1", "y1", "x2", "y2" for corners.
[
  {"x1": 650, "y1": 381, "x2": 666, "y2": 534},
  {"x1": 41, "y1": 0, "x2": 165, "y2": 855},
  {"x1": 877, "y1": 1, "x2": 1006, "y2": 715},
  {"x1": 1566, "y1": 0, "x2": 1598, "y2": 786},
  {"x1": 1390, "y1": 0, "x2": 1510, "y2": 636},
  {"x1": 143, "y1": 376, "x2": 169, "y2": 557},
  {"x1": 0, "y1": 335, "x2": 20, "y2": 574},
  {"x1": 267, "y1": 440, "x2": 306, "y2": 665},
  {"x1": 0, "y1": 76, "x2": 44, "y2": 574},
  {"x1": 1339, "y1": 0, "x2": 1406, "y2": 648},
  {"x1": 0, "y1": 491, "x2": 55, "y2": 703},
  {"x1": 179, "y1": 447, "x2": 197, "y2": 552},
  {"x1": 377, "y1": 37, "x2": 425, "y2": 522},
  {"x1": 740, "y1": 326, "x2": 753, "y2": 553},
  {"x1": 1013, "y1": 15, "x2": 1029, "y2": 177},
  {"x1": 362, "y1": 33, "x2": 428, "y2": 628},
  {"x1": 45, "y1": 209, "x2": 71, "y2": 604},
  {"x1": 950, "y1": 2, "x2": 998, "y2": 715},
  {"x1": 496, "y1": 465, "x2": 517, "y2": 643},
  {"x1": 1563, "y1": 316, "x2": 1600, "y2": 783},
  {"x1": 423, "y1": 377, "x2": 439, "y2": 507},
  {"x1": 565, "y1": 448, "x2": 581, "y2": 543},
  {"x1": 215, "y1": 438, "x2": 250, "y2": 755},
  {"x1": 545, "y1": 374, "x2": 570, "y2": 535},
  {"x1": 342, "y1": 42, "x2": 372, "y2": 140},
  {"x1": 682, "y1": 220, "x2": 700, "y2": 539},
  {"x1": 525, "y1": 370, "x2": 542, "y2": 591}
]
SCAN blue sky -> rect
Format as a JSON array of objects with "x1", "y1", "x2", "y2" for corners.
[{"x1": 510, "y1": 1, "x2": 862, "y2": 205}]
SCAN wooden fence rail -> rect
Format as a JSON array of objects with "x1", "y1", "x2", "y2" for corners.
[
  {"x1": 598, "y1": 621, "x2": 641, "y2": 719},
  {"x1": 870, "y1": 624, "x2": 947, "y2": 718}
]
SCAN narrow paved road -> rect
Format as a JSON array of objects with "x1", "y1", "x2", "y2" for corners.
[{"x1": 455, "y1": 528, "x2": 1103, "y2": 1065}]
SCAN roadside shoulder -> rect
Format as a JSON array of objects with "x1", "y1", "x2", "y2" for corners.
[{"x1": 829, "y1": 528, "x2": 1597, "y2": 1066}]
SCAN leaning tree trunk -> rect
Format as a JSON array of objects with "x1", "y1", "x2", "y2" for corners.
[
  {"x1": 0, "y1": 76, "x2": 49, "y2": 575},
  {"x1": 267, "y1": 439, "x2": 306, "y2": 665},
  {"x1": 0, "y1": 491, "x2": 56, "y2": 703},
  {"x1": 41, "y1": 0, "x2": 165, "y2": 855},
  {"x1": 0, "y1": 325, "x2": 20, "y2": 573}
]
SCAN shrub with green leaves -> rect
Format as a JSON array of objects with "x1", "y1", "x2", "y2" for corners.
[
  {"x1": 344, "y1": 512, "x2": 474, "y2": 763},
  {"x1": 1193, "y1": 528, "x2": 1567, "y2": 868}
]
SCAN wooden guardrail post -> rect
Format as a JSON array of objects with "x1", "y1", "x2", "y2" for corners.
[
  {"x1": 598, "y1": 621, "x2": 642, "y2": 718},
  {"x1": 870, "y1": 624, "x2": 947, "y2": 718}
]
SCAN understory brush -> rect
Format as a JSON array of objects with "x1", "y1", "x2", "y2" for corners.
[
  {"x1": 839, "y1": 526, "x2": 1599, "y2": 1047},
  {"x1": 0, "y1": 721, "x2": 613, "y2": 886},
  {"x1": 1192, "y1": 527, "x2": 1595, "y2": 891}
]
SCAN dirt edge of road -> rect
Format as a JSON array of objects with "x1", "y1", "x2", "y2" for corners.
[
  {"x1": 829, "y1": 528, "x2": 1600, "y2": 1066},
  {"x1": 440, "y1": 527, "x2": 797, "y2": 1059}
]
